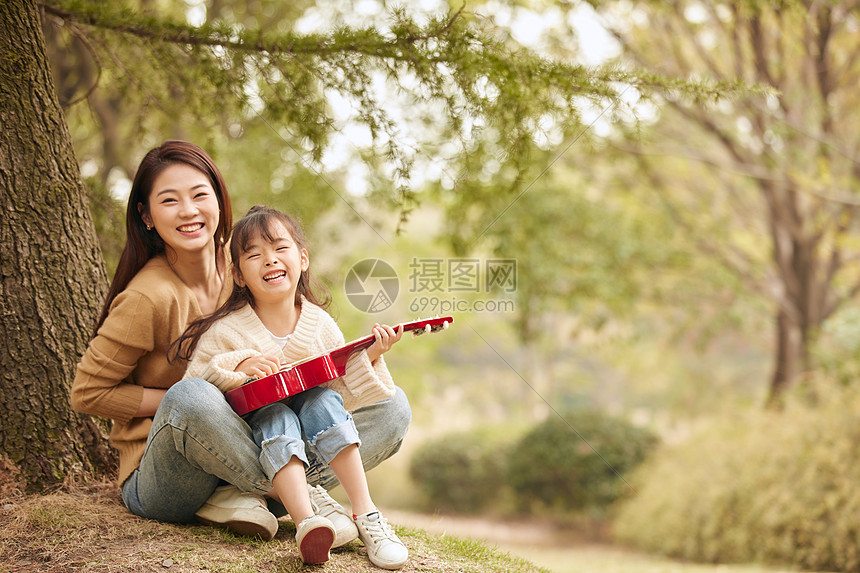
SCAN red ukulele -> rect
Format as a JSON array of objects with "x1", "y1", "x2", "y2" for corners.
[{"x1": 225, "y1": 316, "x2": 453, "y2": 415}]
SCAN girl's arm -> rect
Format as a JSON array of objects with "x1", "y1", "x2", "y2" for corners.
[
  {"x1": 185, "y1": 347, "x2": 263, "y2": 392},
  {"x1": 317, "y1": 314, "x2": 396, "y2": 411},
  {"x1": 365, "y1": 323, "x2": 404, "y2": 363},
  {"x1": 184, "y1": 320, "x2": 274, "y2": 392}
]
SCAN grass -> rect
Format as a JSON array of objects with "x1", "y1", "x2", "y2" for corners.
[
  {"x1": 0, "y1": 470, "x2": 803, "y2": 573},
  {"x1": 0, "y1": 479, "x2": 547, "y2": 573}
]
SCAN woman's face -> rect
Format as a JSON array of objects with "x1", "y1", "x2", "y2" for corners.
[{"x1": 141, "y1": 163, "x2": 221, "y2": 258}]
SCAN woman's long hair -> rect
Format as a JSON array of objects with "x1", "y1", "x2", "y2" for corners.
[
  {"x1": 171, "y1": 205, "x2": 331, "y2": 361},
  {"x1": 92, "y1": 140, "x2": 233, "y2": 337}
]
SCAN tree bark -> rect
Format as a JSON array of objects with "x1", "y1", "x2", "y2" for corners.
[
  {"x1": 768, "y1": 310, "x2": 801, "y2": 405},
  {"x1": 0, "y1": 0, "x2": 116, "y2": 491}
]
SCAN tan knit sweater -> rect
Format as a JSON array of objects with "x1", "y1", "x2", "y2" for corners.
[
  {"x1": 71, "y1": 254, "x2": 232, "y2": 486},
  {"x1": 184, "y1": 298, "x2": 395, "y2": 412}
]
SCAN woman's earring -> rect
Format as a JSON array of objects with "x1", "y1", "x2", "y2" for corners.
[{"x1": 146, "y1": 224, "x2": 152, "y2": 231}]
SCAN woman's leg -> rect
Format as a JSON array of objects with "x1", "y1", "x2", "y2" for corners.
[{"x1": 121, "y1": 378, "x2": 272, "y2": 523}]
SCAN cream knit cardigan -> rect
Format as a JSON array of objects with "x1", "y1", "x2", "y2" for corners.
[{"x1": 184, "y1": 298, "x2": 395, "y2": 412}]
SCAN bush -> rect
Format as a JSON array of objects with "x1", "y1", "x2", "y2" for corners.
[
  {"x1": 507, "y1": 409, "x2": 658, "y2": 516},
  {"x1": 409, "y1": 427, "x2": 511, "y2": 514},
  {"x1": 612, "y1": 381, "x2": 860, "y2": 572}
]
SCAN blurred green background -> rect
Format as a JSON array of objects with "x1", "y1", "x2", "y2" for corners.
[{"x1": 46, "y1": 0, "x2": 860, "y2": 571}]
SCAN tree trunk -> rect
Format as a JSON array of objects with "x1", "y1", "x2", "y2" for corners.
[
  {"x1": 766, "y1": 222, "x2": 821, "y2": 405},
  {"x1": 0, "y1": 0, "x2": 116, "y2": 491},
  {"x1": 767, "y1": 310, "x2": 803, "y2": 405}
]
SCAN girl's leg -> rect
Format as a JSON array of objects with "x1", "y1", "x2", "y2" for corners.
[
  {"x1": 291, "y1": 387, "x2": 409, "y2": 569},
  {"x1": 287, "y1": 388, "x2": 362, "y2": 545},
  {"x1": 246, "y1": 401, "x2": 335, "y2": 564},
  {"x1": 272, "y1": 458, "x2": 314, "y2": 523},
  {"x1": 244, "y1": 402, "x2": 313, "y2": 523},
  {"x1": 289, "y1": 387, "x2": 361, "y2": 479},
  {"x1": 304, "y1": 386, "x2": 412, "y2": 489},
  {"x1": 291, "y1": 388, "x2": 409, "y2": 569},
  {"x1": 121, "y1": 378, "x2": 272, "y2": 523},
  {"x1": 328, "y1": 444, "x2": 374, "y2": 516}
]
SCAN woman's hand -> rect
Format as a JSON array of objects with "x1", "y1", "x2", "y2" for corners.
[
  {"x1": 235, "y1": 355, "x2": 281, "y2": 378},
  {"x1": 135, "y1": 387, "x2": 168, "y2": 418},
  {"x1": 366, "y1": 323, "x2": 404, "y2": 363}
]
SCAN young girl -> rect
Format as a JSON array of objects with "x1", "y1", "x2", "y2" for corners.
[{"x1": 176, "y1": 205, "x2": 408, "y2": 568}]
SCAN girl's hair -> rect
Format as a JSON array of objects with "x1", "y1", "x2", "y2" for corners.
[
  {"x1": 171, "y1": 205, "x2": 332, "y2": 361},
  {"x1": 92, "y1": 140, "x2": 233, "y2": 337}
]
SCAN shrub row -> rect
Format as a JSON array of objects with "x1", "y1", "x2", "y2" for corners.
[{"x1": 408, "y1": 409, "x2": 658, "y2": 518}]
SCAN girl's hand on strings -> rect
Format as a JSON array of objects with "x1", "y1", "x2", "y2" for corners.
[
  {"x1": 235, "y1": 355, "x2": 281, "y2": 378},
  {"x1": 366, "y1": 323, "x2": 404, "y2": 363}
]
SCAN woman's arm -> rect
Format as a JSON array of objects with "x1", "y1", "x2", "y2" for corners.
[
  {"x1": 72, "y1": 291, "x2": 160, "y2": 424},
  {"x1": 135, "y1": 387, "x2": 168, "y2": 417}
]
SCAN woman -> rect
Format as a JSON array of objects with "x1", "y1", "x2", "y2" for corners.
[{"x1": 71, "y1": 140, "x2": 411, "y2": 541}]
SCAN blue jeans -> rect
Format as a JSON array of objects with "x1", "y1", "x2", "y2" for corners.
[
  {"x1": 245, "y1": 387, "x2": 360, "y2": 480},
  {"x1": 121, "y1": 378, "x2": 411, "y2": 523}
]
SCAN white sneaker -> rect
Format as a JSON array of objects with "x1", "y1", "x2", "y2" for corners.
[
  {"x1": 296, "y1": 515, "x2": 335, "y2": 564},
  {"x1": 308, "y1": 484, "x2": 359, "y2": 547},
  {"x1": 354, "y1": 511, "x2": 408, "y2": 570},
  {"x1": 194, "y1": 485, "x2": 279, "y2": 541}
]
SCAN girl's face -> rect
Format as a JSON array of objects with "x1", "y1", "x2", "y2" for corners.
[
  {"x1": 140, "y1": 163, "x2": 221, "y2": 258},
  {"x1": 235, "y1": 220, "x2": 309, "y2": 306}
]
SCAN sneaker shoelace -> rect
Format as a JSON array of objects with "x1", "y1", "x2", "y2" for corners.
[
  {"x1": 360, "y1": 512, "x2": 399, "y2": 543},
  {"x1": 309, "y1": 486, "x2": 342, "y2": 514}
]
